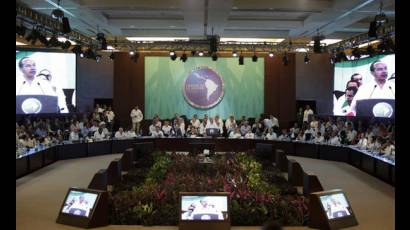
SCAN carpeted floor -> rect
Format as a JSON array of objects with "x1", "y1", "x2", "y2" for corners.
[{"x1": 16, "y1": 154, "x2": 394, "y2": 230}]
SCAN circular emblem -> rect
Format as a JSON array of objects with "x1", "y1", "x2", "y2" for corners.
[
  {"x1": 372, "y1": 102, "x2": 393, "y2": 118},
  {"x1": 183, "y1": 67, "x2": 224, "y2": 109},
  {"x1": 21, "y1": 98, "x2": 42, "y2": 114}
]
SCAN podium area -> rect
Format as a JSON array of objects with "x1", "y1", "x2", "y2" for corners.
[{"x1": 16, "y1": 152, "x2": 394, "y2": 230}]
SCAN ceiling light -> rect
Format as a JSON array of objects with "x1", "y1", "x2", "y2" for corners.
[
  {"x1": 304, "y1": 53, "x2": 310, "y2": 64},
  {"x1": 220, "y1": 38, "x2": 285, "y2": 43},
  {"x1": 268, "y1": 52, "x2": 274, "y2": 58},
  {"x1": 126, "y1": 37, "x2": 189, "y2": 42},
  {"x1": 232, "y1": 50, "x2": 237, "y2": 57},
  {"x1": 198, "y1": 51, "x2": 204, "y2": 56},
  {"x1": 16, "y1": 41, "x2": 27, "y2": 46},
  {"x1": 309, "y1": 39, "x2": 342, "y2": 46},
  {"x1": 129, "y1": 51, "x2": 135, "y2": 56},
  {"x1": 252, "y1": 54, "x2": 258, "y2": 62},
  {"x1": 169, "y1": 51, "x2": 175, "y2": 56},
  {"x1": 239, "y1": 54, "x2": 244, "y2": 65},
  {"x1": 79, "y1": 53, "x2": 84, "y2": 58},
  {"x1": 211, "y1": 53, "x2": 218, "y2": 61}
]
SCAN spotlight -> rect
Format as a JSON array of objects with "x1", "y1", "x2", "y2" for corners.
[
  {"x1": 170, "y1": 51, "x2": 177, "y2": 61},
  {"x1": 16, "y1": 24, "x2": 27, "y2": 37},
  {"x1": 268, "y1": 52, "x2": 274, "y2": 58},
  {"x1": 180, "y1": 53, "x2": 188, "y2": 62},
  {"x1": 232, "y1": 50, "x2": 237, "y2": 57},
  {"x1": 252, "y1": 53, "x2": 258, "y2": 62},
  {"x1": 282, "y1": 53, "x2": 289, "y2": 66},
  {"x1": 47, "y1": 35, "x2": 60, "y2": 47},
  {"x1": 198, "y1": 51, "x2": 204, "y2": 56},
  {"x1": 129, "y1": 50, "x2": 135, "y2": 56},
  {"x1": 61, "y1": 40, "x2": 72, "y2": 50},
  {"x1": 95, "y1": 54, "x2": 102, "y2": 62},
  {"x1": 51, "y1": 8, "x2": 64, "y2": 20},
  {"x1": 366, "y1": 46, "x2": 376, "y2": 57},
  {"x1": 109, "y1": 52, "x2": 115, "y2": 60},
  {"x1": 61, "y1": 17, "x2": 71, "y2": 34},
  {"x1": 84, "y1": 47, "x2": 96, "y2": 59},
  {"x1": 304, "y1": 53, "x2": 310, "y2": 64},
  {"x1": 71, "y1": 44, "x2": 82, "y2": 55},
  {"x1": 239, "y1": 54, "x2": 244, "y2": 65},
  {"x1": 352, "y1": 47, "x2": 361, "y2": 59},
  {"x1": 79, "y1": 53, "x2": 84, "y2": 58},
  {"x1": 211, "y1": 53, "x2": 218, "y2": 61}
]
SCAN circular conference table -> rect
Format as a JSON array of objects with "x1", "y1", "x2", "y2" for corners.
[{"x1": 16, "y1": 137, "x2": 395, "y2": 186}]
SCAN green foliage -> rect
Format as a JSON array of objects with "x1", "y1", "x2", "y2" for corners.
[{"x1": 109, "y1": 152, "x2": 308, "y2": 226}]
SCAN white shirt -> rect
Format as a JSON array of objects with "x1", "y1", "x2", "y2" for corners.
[
  {"x1": 271, "y1": 117, "x2": 279, "y2": 128},
  {"x1": 151, "y1": 130, "x2": 164, "y2": 138},
  {"x1": 106, "y1": 111, "x2": 115, "y2": 122},
  {"x1": 265, "y1": 132, "x2": 277, "y2": 140},
  {"x1": 126, "y1": 131, "x2": 137, "y2": 138},
  {"x1": 16, "y1": 76, "x2": 67, "y2": 113},
  {"x1": 225, "y1": 119, "x2": 237, "y2": 130},
  {"x1": 350, "y1": 80, "x2": 395, "y2": 115},
  {"x1": 93, "y1": 131, "x2": 106, "y2": 141},
  {"x1": 191, "y1": 119, "x2": 201, "y2": 128},
  {"x1": 69, "y1": 131, "x2": 79, "y2": 141},
  {"x1": 328, "y1": 136, "x2": 340, "y2": 145},
  {"x1": 162, "y1": 125, "x2": 173, "y2": 135},
  {"x1": 229, "y1": 132, "x2": 242, "y2": 139},
  {"x1": 303, "y1": 109, "x2": 314, "y2": 122},
  {"x1": 356, "y1": 138, "x2": 367, "y2": 149},
  {"x1": 244, "y1": 132, "x2": 255, "y2": 139},
  {"x1": 346, "y1": 130, "x2": 357, "y2": 142},
  {"x1": 314, "y1": 136, "x2": 325, "y2": 144},
  {"x1": 130, "y1": 109, "x2": 143, "y2": 123},
  {"x1": 205, "y1": 122, "x2": 219, "y2": 129},
  {"x1": 114, "y1": 131, "x2": 127, "y2": 139}
]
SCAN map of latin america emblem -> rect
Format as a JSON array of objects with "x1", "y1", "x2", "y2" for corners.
[{"x1": 183, "y1": 66, "x2": 224, "y2": 109}]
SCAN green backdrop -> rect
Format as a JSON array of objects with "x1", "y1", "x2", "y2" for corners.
[{"x1": 145, "y1": 57, "x2": 264, "y2": 119}]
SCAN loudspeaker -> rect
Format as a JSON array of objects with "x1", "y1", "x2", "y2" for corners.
[
  {"x1": 209, "y1": 37, "x2": 218, "y2": 53},
  {"x1": 313, "y1": 38, "x2": 321, "y2": 53},
  {"x1": 61, "y1": 17, "x2": 71, "y2": 34}
]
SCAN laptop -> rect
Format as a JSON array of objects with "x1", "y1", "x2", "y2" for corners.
[
  {"x1": 206, "y1": 128, "x2": 220, "y2": 137},
  {"x1": 16, "y1": 95, "x2": 59, "y2": 114},
  {"x1": 356, "y1": 99, "x2": 394, "y2": 118}
]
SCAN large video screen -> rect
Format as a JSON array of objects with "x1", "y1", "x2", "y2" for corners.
[
  {"x1": 181, "y1": 195, "x2": 228, "y2": 220},
  {"x1": 319, "y1": 193, "x2": 352, "y2": 220},
  {"x1": 16, "y1": 50, "x2": 76, "y2": 114},
  {"x1": 61, "y1": 190, "x2": 98, "y2": 218},
  {"x1": 145, "y1": 57, "x2": 264, "y2": 119},
  {"x1": 333, "y1": 54, "x2": 395, "y2": 117}
]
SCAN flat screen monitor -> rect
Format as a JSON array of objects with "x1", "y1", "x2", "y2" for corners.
[
  {"x1": 16, "y1": 49, "x2": 76, "y2": 114},
  {"x1": 206, "y1": 128, "x2": 220, "y2": 137},
  {"x1": 61, "y1": 189, "x2": 98, "y2": 218},
  {"x1": 309, "y1": 189, "x2": 358, "y2": 230},
  {"x1": 319, "y1": 193, "x2": 352, "y2": 220},
  {"x1": 180, "y1": 193, "x2": 229, "y2": 221}
]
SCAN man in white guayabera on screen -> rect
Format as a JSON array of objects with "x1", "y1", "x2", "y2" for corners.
[
  {"x1": 194, "y1": 73, "x2": 218, "y2": 101},
  {"x1": 189, "y1": 198, "x2": 224, "y2": 220},
  {"x1": 16, "y1": 56, "x2": 67, "y2": 112},
  {"x1": 350, "y1": 60, "x2": 395, "y2": 116}
]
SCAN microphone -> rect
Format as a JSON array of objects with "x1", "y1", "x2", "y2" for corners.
[
  {"x1": 37, "y1": 82, "x2": 46, "y2": 95},
  {"x1": 388, "y1": 86, "x2": 395, "y2": 97},
  {"x1": 369, "y1": 85, "x2": 377, "y2": 98},
  {"x1": 17, "y1": 81, "x2": 26, "y2": 94}
]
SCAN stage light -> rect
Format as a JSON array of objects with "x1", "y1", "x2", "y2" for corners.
[
  {"x1": 61, "y1": 40, "x2": 71, "y2": 50},
  {"x1": 211, "y1": 53, "x2": 218, "y2": 61},
  {"x1": 352, "y1": 47, "x2": 361, "y2": 59},
  {"x1": 95, "y1": 54, "x2": 102, "y2": 62},
  {"x1": 252, "y1": 53, "x2": 258, "y2": 62},
  {"x1": 198, "y1": 51, "x2": 204, "y2": 56},
  {"x1": 109, "y1": 52, "x2": 115, "y2": 60},
  {"x1": 282, "y1": 52, "x2": 288, "y2": 66},
  {"x1": 232, "y1": 50, "x2": 237, "y2": 57},
  {"x1": 180, "y1": 53, "x2": 188, "y2": 62},
  {"x1": 304, "y1": 53, "x2": 310, "y2": 64},
  {"x1": 79, "y1": 53, "x2": 84, "y2": 58},
  {"x1": 268, "y1": 52, "x2": 274, "y2": 58},
  {"x1": 61, "y1": 17, "x2": 71, "y2": 34},
  {"x1": 16, "y1": 24, "x2": 27, "y2": 37},
  {"x1": 170, "y1": 51, "x2": 177, "y2": 61},
  {"x1": 239, "y1": 54, "x2": 244, "y2": 65},
  {"x1": 51, "y1": 8, "x2": 64, "y2": 20}
]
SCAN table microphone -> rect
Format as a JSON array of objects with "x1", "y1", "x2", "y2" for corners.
[
  {"x1": 388, "y1": 86, "x2": 395, "y2": 96},
  {"x1": 369, "y1": 84, "x2": 377, "y2": 98}
]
